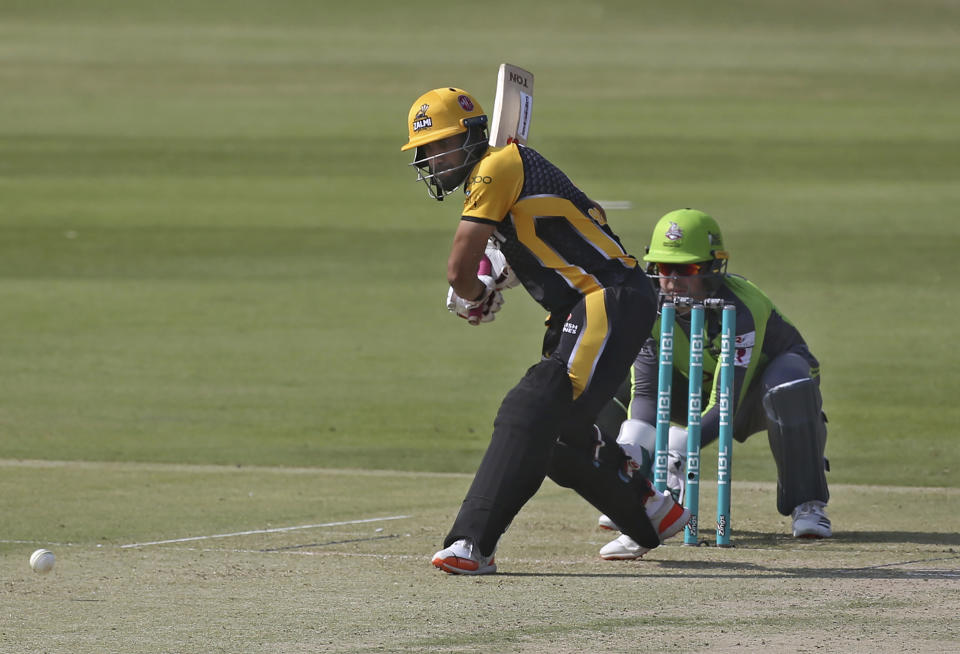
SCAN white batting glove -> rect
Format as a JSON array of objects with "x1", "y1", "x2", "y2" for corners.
[
  {"x1": 484, "y1": 242, "x2": 520, "y2": 290},
  {"x1": 471, "y1": 287, "x2": 505, "y2": 324},
  {"x1": 446, "y1": 276, "x2": 504, "y2": 325}
]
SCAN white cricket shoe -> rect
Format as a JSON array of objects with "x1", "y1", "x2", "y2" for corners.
[
  {"x1": 791, "y1": 501, "x2": 832, "y2": 539},
  {"x1": 599, "y1": 490, "x2": 691, "y2": 560},
  {"x1": 597, "y1": 514, "x2": 619, "y2": 531},
  {"x1": 646, "y1": 489, "x2": 691, "y2": 541},
  {"x1": 431, "y1": 539, "x2": 496, "y2": 575},
  {"x1": 599, "y1": 533, "x2": 648, "y2": 560}
]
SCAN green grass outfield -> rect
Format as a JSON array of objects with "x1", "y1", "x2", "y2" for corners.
[{"x1": 2, "y1": 1, "x2": 959, "y2": 651}]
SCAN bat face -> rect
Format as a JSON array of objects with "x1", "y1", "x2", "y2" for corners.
[{"x1": 489, "y1": 64, "x2": 535, "y2": 147}]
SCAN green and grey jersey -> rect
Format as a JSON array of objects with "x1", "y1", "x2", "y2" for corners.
[{"x1": 627, "y1": 274, "x2": 819, "y2": 443}]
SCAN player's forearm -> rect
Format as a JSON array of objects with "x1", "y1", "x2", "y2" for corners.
[
  {"x1": 448, "y1": 260, "x2": 487, "y2": 301},
  {"x1": 447, "y1": 219, "x2": 496, "y2": 300}
]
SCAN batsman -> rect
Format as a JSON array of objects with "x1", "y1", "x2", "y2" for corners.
[
  {"x1": 596, "y1": 209, "x2": 832, "y2": 560},
  {"x1": 401, "y1": 87, "x2": 689, "y2": 575}
]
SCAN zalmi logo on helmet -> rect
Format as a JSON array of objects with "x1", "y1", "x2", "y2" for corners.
[{"x1": 412, "y1": 104, "x2": 433, "y2": 132}]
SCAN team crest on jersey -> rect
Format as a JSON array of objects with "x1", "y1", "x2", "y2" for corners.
[
  {"x1": 412, "y1": 104, "x2": 433, "y2": 132},
  {"x1": 458, "y1": 95, "x2": 474, "y2": 111},
  {"x1": 734, "y1": 331, "x2": 755, "y2": 367},
  {"x1": 665, "y1": 221, "x2": 683, "y2": 241}
]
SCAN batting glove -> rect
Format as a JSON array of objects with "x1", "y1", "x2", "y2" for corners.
[
  {"x1": 484, "y1": 243, "x2": 520, "y2": 290},
  {"x1": 446, "y1": 275, "x2": 504, "y2": 326}
]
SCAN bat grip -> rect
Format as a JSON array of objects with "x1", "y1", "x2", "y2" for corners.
[{"x1": 477, "y1": 255, "x2": 493, "y2": 276}]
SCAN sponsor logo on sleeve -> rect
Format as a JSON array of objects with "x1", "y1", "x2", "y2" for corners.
[{"x1": 464, "y1": 175, "x2": 492, "y2": 201}]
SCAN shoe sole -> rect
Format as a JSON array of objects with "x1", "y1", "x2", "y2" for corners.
[
  {"x1": 598, "y1": 504, "x2": 691, "y2": 562},
  {"x1": 598, "y1": 524, "x2": 618, "y2": 532},
  {"x1": 599, "y1": 552, "x2": 644, "y2": 561},
  {"x1": 793, "y1": 517, "x2": 832, "y2": 539},
  {"x1": 432, "y1": 556, "x2": 497, "y2": 575}
]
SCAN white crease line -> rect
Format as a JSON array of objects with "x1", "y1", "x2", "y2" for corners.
[
  {"x1": 120, "y1": 515, "x2": 412, "y2": 549},
  {"x1": 189, "y1": 547, "x2": 424, "y2": 560},
  {"x1": 165, "y1": 545, "x2": 592, "y2": 566}
]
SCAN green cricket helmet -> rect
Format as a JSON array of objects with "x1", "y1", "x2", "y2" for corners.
[
  {"x1": 644, "y1": 209, "x2": 728, "y2": 289},
  {"x1": 645, "y1": 209, "x2": 728, "y2": 264}
]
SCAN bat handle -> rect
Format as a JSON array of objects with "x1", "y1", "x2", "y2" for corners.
[{"x1": 477, "y1": 256, "x2": 493, "y2": 276}]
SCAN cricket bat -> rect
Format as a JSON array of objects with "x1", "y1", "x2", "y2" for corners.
[{"x1": 488, "y1": 64, "x2": 534, "y2": 147}]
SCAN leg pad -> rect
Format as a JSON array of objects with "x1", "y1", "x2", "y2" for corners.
[{"x1": 763, "y1": 378, "x2": 830, "y2": 516}]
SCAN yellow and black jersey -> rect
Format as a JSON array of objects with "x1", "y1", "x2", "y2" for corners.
[{"x1": 462, "y1": 144, "x2": 639, "y2": 314}]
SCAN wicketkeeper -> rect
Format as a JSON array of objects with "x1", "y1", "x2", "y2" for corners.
[
  {"x1": 401, "y1": 87, "x2": 690, "y2": 574},
  {"x1": 596, "y1": 209, "x2": 832, "y2": 560}
]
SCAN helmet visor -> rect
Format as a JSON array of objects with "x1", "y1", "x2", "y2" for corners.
[
  {"x1": 408, "y1": 129, "x2": 485, "y2": 200},
  {"x1": 655, "y1": 262, "x2": 703, "y2": 277}
]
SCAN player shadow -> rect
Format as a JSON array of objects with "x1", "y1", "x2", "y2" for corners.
[
  {"x1": 830, "y1": 531, "x2": 960, "y2": 546},
  {"x1": 730, "y1": 529, "x2": 960, "y2": 547},
  {"x1": 496, "y1": 530, "x2": 960, "y2": 580},
  {"x1": 499, "y1": 556, "x2": 960, "y2": 581}
]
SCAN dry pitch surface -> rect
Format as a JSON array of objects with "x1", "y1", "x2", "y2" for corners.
[{"x1": 2, "y1": 462, "x2": 958, "y2": 653}]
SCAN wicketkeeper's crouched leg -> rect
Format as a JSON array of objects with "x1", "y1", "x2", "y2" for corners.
[
  {"x1": 443, "y1": 358, "x2": 573, "y2": 557},
  {"x1": 764, "y1": 376, "x2": 830, "y2": 516}
]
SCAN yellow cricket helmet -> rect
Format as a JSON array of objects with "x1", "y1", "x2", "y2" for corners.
[{"x1": 401, "y1": 88, "x2": 487, "y2": 152}]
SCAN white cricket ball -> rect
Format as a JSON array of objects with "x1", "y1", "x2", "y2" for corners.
[{"x1": 29, "y1": 549, "x2": 55, "y2": 574}]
